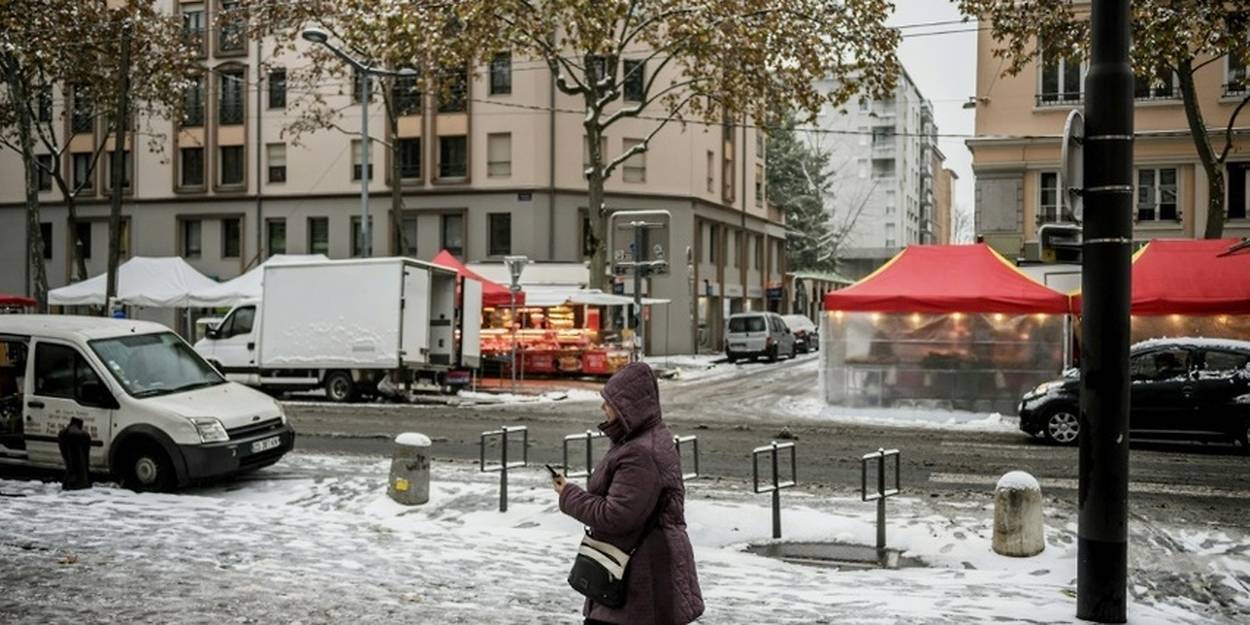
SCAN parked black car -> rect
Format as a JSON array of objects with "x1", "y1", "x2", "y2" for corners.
[
  {"x1": 781, "y1": 315, "x2": 819, "y2": 353},
  {"x1": 1018, "y1": 338, "x2": 1250, "y2": 449}
]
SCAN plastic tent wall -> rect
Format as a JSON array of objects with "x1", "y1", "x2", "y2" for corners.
[{"x1": 48, "y1": 257, "x2": 219, "y2": 308}]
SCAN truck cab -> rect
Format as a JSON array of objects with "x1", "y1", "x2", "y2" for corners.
[{"x1": 0, "y1": 315, "x2": 295, "y2": 491}]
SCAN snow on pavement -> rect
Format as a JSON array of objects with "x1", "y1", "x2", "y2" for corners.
[{"x1": 2, "y1": 453, "x2": 1246, "y2": 624}]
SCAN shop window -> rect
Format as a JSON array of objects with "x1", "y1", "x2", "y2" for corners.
[
  {"x1": 441, "y1": 213, "x2": 464, "y2": 257},
  {"x1": 488, "y1": 213, "x2": 511, "y2": 256},
  {"x1": 351, "y1": 216, "x2": 373, "y2": 257},
  {"x1": 182, "y1": 219, "x2": 202, "y2": 258},
  {"x1": 308, "y1": 217, "x2": 329, "y2": 255},
  {"x1": 266, "y1": 219, "x2": 286, "y2": 256},
  {"x1": 222, "y1": 218, "x2": 241, "y2": 258}
]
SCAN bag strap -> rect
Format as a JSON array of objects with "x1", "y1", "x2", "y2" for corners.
[{"x1": 626, "y1": 488, "x2": 667, "y2": 555}]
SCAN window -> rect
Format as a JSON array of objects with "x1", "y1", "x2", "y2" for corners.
[
  {"x1": 182, "y1": 7, "x2": 205, "y2": 49},
  {"x1": 222, "y1": 218, "x2": 241, "y2": 258},
  {"x1": 71, "y1": 88, "x2": 93, "y2": 134},
  {"x1": 487, "y1": 133, "x2": 511, "y2": 177},
  {"x1": 308, "y1": 217, "x2": 329, "y2": 255},
  {"x1": 218, "y1": 69, "x2": 244, "y2": 125},
  {"x1": 857, "y1": 158, "x2": 868, "y2": 179},
  {"x1": 858, "y1": 98, "x2": 869, "y2": 112},
  {"x1": 266, "y1": 219, "x2": 286, "y2": 256},
  {"x1": 34, "y1": 343, "x2": 103, "y2": 402},
  {"x1": 75, "y1": 222, "x2": 92, "y2": 260},
  {"x1": 1201, "y1": 350, "x2": 1250, "y2": 378},
  {"x1": 438, "y1": 136, "x2": 467, "y2": 178},
  {"x1": 352, "y1": 140, "x2": 373, "y2": 181},
  {"x1": 182, "y1": 219, "x2": 202, "y2": 258},
  {"x1": 219, "y1": 146, "x2": 244, "y2": 186},
  {"x1": 1136, "y1": 167, "x2": 1178, "y2": 221},
  {"x1": 1226, "y1": 52, "x2": 1247, "y2": 96},
  {"x1": 180, "y1": 147, "x2": 204, "y2": 188},
  {"x1": 623, "y1": 59, "x2": 645, "y2": 102},
  {"x1": 490, "y1": 53, "x2": 512, "y2": 95},
  {"x1": 756, "y1": 129, "x2": 765, "y2": 159},
  {"x1": 398, "y1": 138, "x2": 422, "y2": 180},
  {"x1": 872, "y1": 158, "x2": 895, "y2": 179},
  {"x1": 885, "y1": 238, "x2": 897, "y2": 248},
  {"x1": 622, "y1": 138, "x2": 645, "y2": 183},
  {"x1": 1039, "y1": 51, "x2": 1083, "y2": 104},
  {"x1": 267, "y1": 144, "x2": 286, "y2": 183},
  {"x1": 708, "y1": 224, "x2": 719, "y2": 263},
  {"x1": 268, "y1": 69, "x2": 286, "y2": 109},
  {"x1": 183, "y1": 76, "x2": 205, "y2": 126},
  {"x1": 106, "y1": 150, "x2": 132, "y2": 190},
  {"x1": 218, "y1": 306, "x2": 255, "y2": 338},
  {"x1": 579, "y1": 210, "x2": 593, "y2": 260},
  {"x1": 754, "y1": 236, "x2": 762, "y2": 270},
  {"x1": 393, "y1": 74, "x2": 421, "y2": 115},
  {"x1": 218, "y1": 0, "x2": 245, "y2": 52},
  {"x1": 72, "y1": 153, "x2": 93, "y2": 191},
  {"x1": 441, "y1": 213, "x2": 464, "y2": 257},
  {"x1": 351, "y1": 216, "x2": 373, "y2": 257},
  {"x1": 438, "y1": 67, "x2": 468, "y2": 112},
  {"x1": 755, "y1": 164, "x2": 764, "y2": 206},
  {"x1": 1039, "y1": 171, "x2": 1059, "y2": 223},
  {"x1": 1135, "y1": 66, "x2": 1176, "y2": 100},
  {"x1": 35, "y1": 154, "x2": 52, "y2": 191},
  {"x1": 36, "y1": 87, "x2": 52, "y2": 123},
  {"x1": 40, "y1": 223, "x2": 52, "y2": 260},
  {"x1": 1131, "y1": 348, "x2": 1191, "y2": 382},
  {"x1": 488, "y1": 213, "x2": 511, "y2": 256},
  {"x1": 400, "y1": 216, "x2": 418, "y2": 257},
  {"x1": 706, "y1": 150, "x2": 715, "y2": 192},
  {"x1": 731, "y1": 232, "x2": 741, "y2": 267},
  {"x1": 587, "y1": 55, "x2": 611, "y2": 86},
  {"x1": 352, "y1": 70, "x2": 371, "y2": 104}
]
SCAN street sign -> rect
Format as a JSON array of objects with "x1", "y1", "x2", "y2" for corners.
[
  {"x1": 1060, "y1": 109, "x2": 1085, "y2": 222},
  {"x1": 609, "y1": 210, "x2": 670, "y2": 275}
]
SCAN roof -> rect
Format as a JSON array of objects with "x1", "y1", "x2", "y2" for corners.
[
  {"x1": 1133, "y1": 337, "x2": 1250, "y2": 352},
  {"x1": 823, "y1": 243, "x2": 1070, "y2": 314},
  {"x1": 0, "y1": 315, "x2": 171, "y2": 341},
  {"x1": 1129, "y1": 239, "x2": 1250, "y2": 315}
]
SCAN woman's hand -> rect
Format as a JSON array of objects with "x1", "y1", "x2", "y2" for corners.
[{"x1": 552, "y1": 475, "x2": 567, "y2": 494}]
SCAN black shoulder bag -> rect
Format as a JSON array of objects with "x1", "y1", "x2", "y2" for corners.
[{"x1": 567, "y1": 493, "x2": 666, "y2": 608}]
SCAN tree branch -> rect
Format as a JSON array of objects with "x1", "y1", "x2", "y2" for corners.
[
  {"x1": 1218, "y1": 92, "x2": 1250, "y2": 164},
  {"x1": 602, "y1": 92, "x2": 699, "y2": 178}
]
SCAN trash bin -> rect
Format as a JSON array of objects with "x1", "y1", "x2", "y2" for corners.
[{"x1": 387, "y1": 432, "x2": 431, "y2": 505}]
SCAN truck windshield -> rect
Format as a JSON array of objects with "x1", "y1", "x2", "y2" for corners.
[{"x1": 90, "y1": 332, "x2": 225, "y2": 398}]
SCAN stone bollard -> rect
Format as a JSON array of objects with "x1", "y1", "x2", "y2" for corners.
[
  {"x1": 387, "y1": 432, "x2": 431, "y2": 505},
  {"x1": 993, "y1": 471, "x2": 1045, "y2": 557}
]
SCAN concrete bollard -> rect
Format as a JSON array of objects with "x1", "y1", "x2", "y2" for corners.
[
  {"x1": 387, "y1": 432, "x2": 432, "y2": 505},
  {"x1": 993, "y1": 471, "x2": 1045, "y2": 557}
]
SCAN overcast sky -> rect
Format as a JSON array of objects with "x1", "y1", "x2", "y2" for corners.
[{"x1": 887, "y1": 1, "x2": 979, "y2": 232}]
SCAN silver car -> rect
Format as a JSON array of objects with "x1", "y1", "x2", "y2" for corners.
[{"x1": 725, "y1": 312, "x2": 796, "y2": 362}]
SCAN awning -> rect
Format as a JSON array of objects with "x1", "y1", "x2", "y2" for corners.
[
  {"x1": 431, "y1": 250, "x2": 522, "y2": 307},
  {"x1": 0, "y1": 293, "x2": 36, "y2": 307},
  {"x1": 567, "y1": 289, "x2": 670, "y2": 306},
  {"x1": 823, "y1": 243, "x2": 1070, "y2": 314},
  {"x1": 48, "y1": 257, "x2": 219, "y2": 308},
  {"x1": 187, "y1": 254, "x2": 328, "y2": 308},
  {"x1": 1071, "y1": 238, "x2": 1250, "y2": 315}
]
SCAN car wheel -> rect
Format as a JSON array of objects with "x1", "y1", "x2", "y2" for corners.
[
  {"x1": 1237, "y1": 422, "x2": 1250, "y2": 454},
  {"x1": 767, "y1": 345, "x2": 779, "y2": 363},
  {"x1": 121, "y1": 442, "x2": 176, "y2": 492},
  {"x1": 789, "y1": 344, "x2": 797, "y2": 359},
  {"x1": 1043, "y1": 409, "x2": 1080, "y2": 446},
  {"x1": 324, "y1": 371, "x2": 357, "y2": 403},
  {"x1": 726, "y1": 354, "x2": 738, "y2": 364}
]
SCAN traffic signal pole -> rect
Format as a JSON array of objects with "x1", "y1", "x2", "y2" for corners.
[{"x1": 1078, "y1": 0, "x2": 1133, "y2": 622}]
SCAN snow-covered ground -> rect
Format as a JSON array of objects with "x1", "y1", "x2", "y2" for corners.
[
  {"x1": 2, "y1": 452, "x2": 1246, "y2": 624},
  {"x1": 773, "y1": 396, "x2": 1020, "y2": 433}
]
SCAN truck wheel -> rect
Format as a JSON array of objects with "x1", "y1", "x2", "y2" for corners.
[
  {"x1": 120, "y1": 441, "x2": 176, "y2": 492},
  {"x1": 324, "y1": 371, "x2": 357, "y2": 403}
]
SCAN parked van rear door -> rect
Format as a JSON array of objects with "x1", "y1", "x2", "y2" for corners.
[{"x1": 25, "y1": 340, "x2": 117, "y2": 469}]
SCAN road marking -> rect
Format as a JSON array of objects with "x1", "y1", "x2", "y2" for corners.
[
  {"x1": 928, "y1": 472, "x2": 1250, "y2": 500},
  {"x1": 940, "y1": 440, "x2": 1037, "y2": 451}
]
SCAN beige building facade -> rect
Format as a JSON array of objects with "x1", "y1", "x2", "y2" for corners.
[
  {"x1": 968, "y1": 12, "x2": 1250, "y2": 259},
  {"x1": 0, "y1": 1, "x2": 780, "y2": 355}
]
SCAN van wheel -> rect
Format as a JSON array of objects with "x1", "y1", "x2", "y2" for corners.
[
  {"x1": 324, "y1": 371, "x2": 357, "y2": 403},
  {"x1": 767, "y1": 345, "x2": 779, "y2": 363},
  {"x1": 120, "y1": 442, "x2": 176, "y2": 492},
  {"x1": 789, "y1": 344, "x2": 797, "y2": 359}
]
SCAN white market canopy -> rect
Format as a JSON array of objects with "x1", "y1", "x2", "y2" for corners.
[
  {"x1": 48, "y1": 256, "x2": 219, "y2": 308},
  {"x1": 467, "y1": 262, "x2": 667, "y2": 308},
  {"x1": 187, "y1": 254, "x2": 328, "y2": 308}
]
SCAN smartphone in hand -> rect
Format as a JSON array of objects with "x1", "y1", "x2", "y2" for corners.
[{"x1": 545, "y1": 463, "x2": 561, "y2": 479}]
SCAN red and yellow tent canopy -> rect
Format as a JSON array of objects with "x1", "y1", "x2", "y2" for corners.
[
  {"x1": 822, "y1": 243, "x2": 1070, "y2": 314},
  {"x1": 431, "y1": 249, "x2": 524, "y2": 308},
  {"x1": 1071, "y1": 238, "x2": 1250, "y2": 315}
]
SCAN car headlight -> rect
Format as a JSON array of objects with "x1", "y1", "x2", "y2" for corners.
[
  {"x1": 190, "y1": 417, "x2": 229, "y2": 443},
  {"x1": 272, "y1": 398, "x2": 287, "y2": 426},
  {"x1": 1033, "y1": 381, "x2": 1064, "y2": 396}
]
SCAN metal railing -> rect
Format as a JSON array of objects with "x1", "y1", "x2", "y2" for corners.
[
  {"x1": 562, "y1": 430, "x2": 605, "y2": 482},
  {"x1": 1035, "y1": 92, "x2": 1083, "y2": 106},
  {"x1": 675, "y1": 435, "x2": 700, "y2": 481},
  {"x1": 862, "y1": 448, "x2": 901, "y2": 550},
  {"x1": 752, "y1": 441, "x2": 797, "y2": 539},
  {"x1": 480, "y1": 425, "x2": 528, "y2": 512}
]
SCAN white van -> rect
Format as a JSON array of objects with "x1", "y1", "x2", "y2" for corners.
[
  {"x1": 725, "y1": 312, "x2": 796, "y2": 362},
  {"x1": 0, "y1": 315, "x2": 295, "y2": 491}
]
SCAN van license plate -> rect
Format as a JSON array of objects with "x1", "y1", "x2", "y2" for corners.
[
  {"x1": 730, "y1": 343, "x2": 746, "y2": 350},
  {"x1": 251, "y1": 436, "x2": 281, "y2": 454}
]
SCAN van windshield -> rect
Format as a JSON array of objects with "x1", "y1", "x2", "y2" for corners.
[
  {"x1": 90, "y1": 332, "x2": 225, "y2": 398},
  {"x1": 729, "y1": 317, "x2": 766, "y2": 333}
]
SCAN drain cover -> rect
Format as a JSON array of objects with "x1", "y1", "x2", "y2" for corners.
[{"x1": 745, "y1": 542, "x2": 927, "y2": 570}]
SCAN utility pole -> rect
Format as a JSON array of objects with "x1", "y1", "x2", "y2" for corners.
[
  {"x1": 1078, "y1": 0, "x2": 1133, "y2": 622},
  {"x1": 105, "y1": 6, "x2": 131, "y2": 314}
]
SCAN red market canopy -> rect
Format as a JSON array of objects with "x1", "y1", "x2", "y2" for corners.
[
  {"x1": 1072, "y1": 238, "x2": 1250, "y2": 315},
  {"x1": 823, "y1": 243, "x2": 1070, "y2": 314},
  {"x1": 0, "y1": 293, "x2": 36, "y2": 307},
  {"x1": 430, "y1": 250, "x2": 524, "y2": 308}
]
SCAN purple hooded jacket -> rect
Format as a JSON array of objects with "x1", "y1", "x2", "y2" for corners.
[{"x1": 559, "y1": 362, "x2": 705, "y2": 624}]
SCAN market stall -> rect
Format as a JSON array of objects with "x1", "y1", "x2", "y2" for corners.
[
  {"x1": 821, "y1": 244, "x2": 1070, "y2": 414},
  {"x1": 187, "y1": 254, "x2": 327, "y2": 308},
  {"x1": 48, "y1": 256, "x2": 218, "y2": 308},
  {"x1": 0, "y1": 294, "x2": 36, "y2": 314}
]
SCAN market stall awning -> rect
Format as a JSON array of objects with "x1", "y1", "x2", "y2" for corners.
[
  {"x1": 823, "y1": 243, "x2": 1070, "y2": 314},
  {"x1": 431, "y1": 250, "x2": 522, "y2": 307},
  {"x1": 0, "y1": 293, "x2": 36, "y2": 307},
  {"x1": 187, "y1": 254, "x2": 328, "y2": 308},
  {"x1": 1071, "y1": 238, "x2": 1250, "y2": 315},
  {"x1": 567, "y1": 289, "x2": 669, "y2": 306},
  {"x1": 48, "y1": 257, "x2": 219, "y2": 308}
]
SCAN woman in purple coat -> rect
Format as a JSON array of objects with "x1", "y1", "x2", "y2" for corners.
[{"x1": 553, "y1": 362, "x2": 704, "y2": 625}]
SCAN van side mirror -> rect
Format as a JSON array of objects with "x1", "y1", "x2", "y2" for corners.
[
  {"x1": 206, "y1": 327, "x2": 220, "y2": 340},
  {"x1": 78, "y1": 380, "x2": 118, "y2": 410}
]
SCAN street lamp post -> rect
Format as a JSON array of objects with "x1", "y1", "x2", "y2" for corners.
[
  {"x1": 504, "y1": 255, "x2": 529, "y2": 393},
  {"x1": 301, "y1": 28, "x2": 416, "y2": 258}
]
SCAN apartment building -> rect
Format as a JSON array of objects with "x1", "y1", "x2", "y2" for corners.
[
  {"x1": 810, "y1": 69, "x2": 941, "y2": 279},
  {"x1": 968, "y1": 13, "x2": 1250, "y2": 260},
  {"x1": 0, "y1": 1, "x2": 779, "y2": 355},
  {"x1": 931, "y1": 147, "x2": 957, "y2": 245}
]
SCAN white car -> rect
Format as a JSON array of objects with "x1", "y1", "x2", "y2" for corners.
[
  {"x1": 725, "y1": 312, "x2": 796, "y2": 362},
  {"x1": 0, "y1": 315, "x2": 295, "y2": 491}
]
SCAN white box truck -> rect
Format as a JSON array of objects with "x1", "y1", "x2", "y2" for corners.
[{"x1": 195, "y1": 258, "x2": 482, "y2": 401}]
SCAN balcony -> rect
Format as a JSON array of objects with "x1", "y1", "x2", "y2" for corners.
[
  {"x1": 1225, "y1": 81, "x2": 1248, "y2": 98},
  {"x1": 1035, "y1": 92, "x2": 1083, "y2": 107}
]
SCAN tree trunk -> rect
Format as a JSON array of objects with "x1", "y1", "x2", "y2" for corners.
[
  {"x1": 106, "y1": 21, "x2": 131, "y2": 313},
  {"x1": 585, "y1": 123, "x2": 608, "y2": 291},
  {"x1": 389, "y1": 108, "x2": 404, "y2": 256},
  {"x1": 66, "y1": 198, "x2": 88, "y2": 282},
  {"x1": 1177, "y1": 58, "x2": 1225, "y2": 238},
  {"x1": 8, "y1": 60, "x2": 49, "y2": 312}
]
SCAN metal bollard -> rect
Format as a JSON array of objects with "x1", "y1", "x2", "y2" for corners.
[
  {"x1": 562, "y1": 430, "x2": 604, "y2": 483},
  {"x1": 57, "y1": 417, "x2": 91, "y2": 491},
  {"x1": 752, "y1": 441, "x2": 796, "y2": 539},
  {"x1": 861, "y1": 448, "x2": 901, "y2": 550},
  {"x1": 480, "y1": 425, "x2": 528, "y2": 512},
  {"x1": 674, "y1": 435, "x2": 700, "y2": 481},
  {"x1": 387, "y1": 432, "x2": 431, "y2": 505}
]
